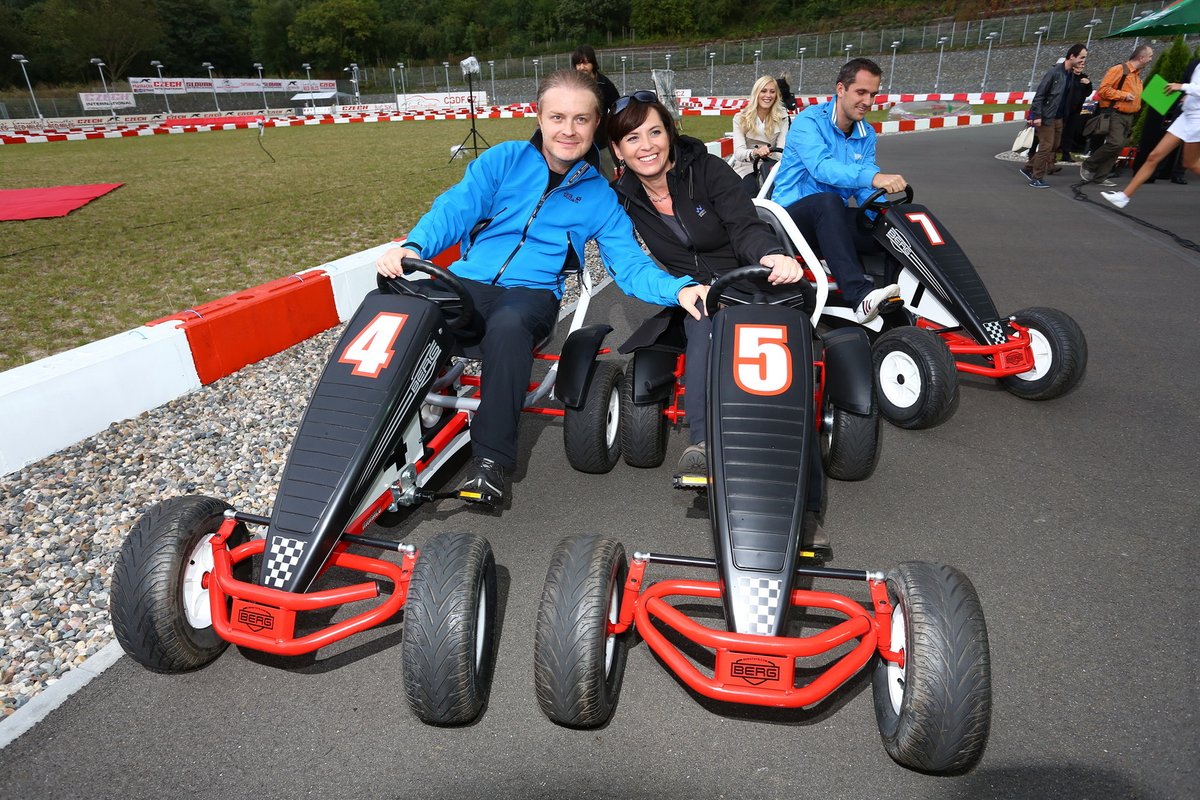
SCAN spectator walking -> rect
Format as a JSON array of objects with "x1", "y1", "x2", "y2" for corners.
[
  {"x1": 1021, "y1": 44, "x2": 1088, "y2": 188},
  {"x1": 1102, "y1": 58, "x2": 1200, "y2": 209},
  {"x1": 1081, "y1": 45, "x2": 1154, "y2": 187},
  {"x1": 1059, "y1": 60, "x2": 1093, "y2": 162}
]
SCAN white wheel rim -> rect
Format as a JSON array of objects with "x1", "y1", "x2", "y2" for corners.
[
  {"x1": 1013, "y1": 328, "x2": 1053, "y2": 382},
  {"x1": 182, "y1": 533, "x2": 216, "y2": 629},
  {"x1": 604, "y1": 577, "x2": 620, "y2": 675},
  {"x1": 605, "y1": 385, "x2": 621, "y2": 448},
  {"x1": 878, "y1": 351, "x2": 923, "y2": 409},
  {"x1": 474, "y1": 580, "x2": 487, "y2": 670},
  {"x1": 886, "y1": 599, "x2": 908, "y2": 715}
]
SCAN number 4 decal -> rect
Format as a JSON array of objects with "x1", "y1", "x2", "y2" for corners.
[
  {"x1": 904, "y1": 212, "x2": 945, "y2": 245},
  {"x1": 339, "y1": 312, "x2": 408, "y2": 378},
  {"x1": 733, "y1": 324, "x2": 793, "y2": 396}
]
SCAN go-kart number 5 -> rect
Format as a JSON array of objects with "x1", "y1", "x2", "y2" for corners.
[
  {"x1": 733, "y1": 324, "x2": 793, "y2": 396},
  {"x1": 339, "y1": 312, "x2": 409, "y2": 378},
  {"x1": 904, "y1": 212, "x2": 945, "y2": 246}
]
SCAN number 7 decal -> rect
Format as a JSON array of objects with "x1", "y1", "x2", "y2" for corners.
[
  {"x1": 905, "y1": 212, "x2": 945, "y2": 246},
  {"x1": 339, "y1": 312, "x2": 408, "y2": 378},
  {"x1": 733, "y1": 324, "x2": 793, "y2": 396}
]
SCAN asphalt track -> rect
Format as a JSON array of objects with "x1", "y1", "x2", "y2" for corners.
[{"x1": 1, "y1": 123, "x2": 1197, "y2": 799}]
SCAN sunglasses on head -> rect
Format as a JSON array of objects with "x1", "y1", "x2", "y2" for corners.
[{"x1": 613, "y1": 90, "x2": 658, "y2": 115}]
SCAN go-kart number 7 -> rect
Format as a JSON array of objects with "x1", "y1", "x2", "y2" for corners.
[
  {"x1": 904, "y1": 212, "x2": 945, "y2": 246},
  {"x1": 339, "y1": 312, "x2": 409, "y2": 377},
  {"x1": 733, "y1": 324, "x2": 792, "y2": 396}
]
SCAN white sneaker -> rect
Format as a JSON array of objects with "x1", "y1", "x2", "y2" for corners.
[
  {"x1": 1101, "y1": 191, "x2": 1129, "y2": 209},
  {"x1": 854, "y1": 284, "x2": 901, "y2": 324}
]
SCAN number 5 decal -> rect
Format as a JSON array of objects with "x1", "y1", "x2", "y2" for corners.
[
  {"x1": 733, "y1": 324, "x2": 792, "y2": 396},
  {"x1": 339, "y1": 312, "x2": 408, "y2": 377},
  {"x1": 904, "y1": 212, "x2": 945, "y2": 245}
]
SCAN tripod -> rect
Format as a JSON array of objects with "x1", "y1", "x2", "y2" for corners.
[{"x1": 451, "y1": 69, "x2": 491, "y2": 162}]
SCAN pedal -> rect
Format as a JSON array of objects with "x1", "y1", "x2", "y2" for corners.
[
  {"x1": 673, "y1": 472, "x2": 708, "y2": 491},
  {"x1": 457, "y1": 488, "x2": 500, "y2": 508},
  {"x1": 880, "y1": 295, "x2": 905, "y2": 315}
]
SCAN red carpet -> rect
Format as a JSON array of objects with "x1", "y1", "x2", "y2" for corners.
[{"x1": 0, "y1": 183, "x2": 124, "y2": 221}]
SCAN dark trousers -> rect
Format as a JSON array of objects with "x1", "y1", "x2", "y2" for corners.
[
  {"x1": 1026, "y1": 118, "x2": 1063, "y2": 179},
  {"x1": 784, "y1": 192, "x2": 881, "y2": 307},
  {"x1": 461, "y1": 278, "x2": 559, "y2": 469},
  {"x1": 1082, "y1": 111, "x2": 1134, "y2": 179},
  {"x1": 683, "y1": 306, "x2": 712, "y2": 445}
]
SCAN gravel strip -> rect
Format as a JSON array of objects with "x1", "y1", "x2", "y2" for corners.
[{"x1": 0, "y1": 250, "x2": 611, "y2": 720}]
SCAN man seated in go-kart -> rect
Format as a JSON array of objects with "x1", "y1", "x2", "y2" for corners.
[
  {"x1": 377, "y1": 69, "x2": 709, "y2": 505},
  {"x1": 772, "y1": 57, "x2": 903, "y2": 323}
]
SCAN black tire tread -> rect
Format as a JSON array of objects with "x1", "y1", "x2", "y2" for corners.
[
  {"x1": 402, "y1": 531, "x2": 496, "y2": 726},
  {"x1": 873, "y1": 327, "x2": 960, "y2": 430},
  {"x1": 110, "y1": 495, "x2": 239, "y2": 673},
  {"x1": 872, "y1": 561, "x2": 992, "y2": 775},
  {"x1": 564, "y1": 361, "x2": 624, "y2": 474},
  {"x1": 619, "y1": 377, "x2": 669, "y2": 468},
  {"x1": 533, "y1": 534, "x2": 628, "y2": 728},
  {"x1": 823, "y1": 399, "x2": 881, "y2": 481},
  {"x1": 1000, "y1": 306, "x2": 1088, "y2": 401}
]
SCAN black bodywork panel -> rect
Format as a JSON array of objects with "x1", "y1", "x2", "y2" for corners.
[
  {"x1": 875, "y1": 204, "x2": 1009, "y2": 345},
  {"x1": 259, "y1": 292, "x2": 452, "y2": 592},
  {"x1": 555, "y1": 323, "x2": 612, "y2": 408},
  {"x1": 820, "y1": 327, "x2": 874, "y2": 415},
  {"x1": 707, "y1": 304, "x2": 816, "y2": 637}
]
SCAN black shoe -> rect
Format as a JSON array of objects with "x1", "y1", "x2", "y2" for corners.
[
  {"x1": 677, "y1": 441, "x2": 707, "y2": 474},
  {"x1": 1171, "y1": 176, "x2": 1189, "y2": 185},
  {"x1": 458, "y1": 457, "x2": 505, "y2": 506}
]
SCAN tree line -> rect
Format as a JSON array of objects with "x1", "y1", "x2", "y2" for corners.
[{"x1": 2, "y1": 0, "x2": 1123, "y2": 86}]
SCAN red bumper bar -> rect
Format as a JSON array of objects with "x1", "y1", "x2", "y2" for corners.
[
  {"x1": 205, "y1": 519, "x2": 416, "y2": 656},
  {"x1": 919, "y1": 318, "x2": 1037, "y2": 378},
  {"x1": 630, "y1": 577, "x2": 895, "y2": 709}
]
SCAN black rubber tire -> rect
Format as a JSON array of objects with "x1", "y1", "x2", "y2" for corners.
[
  {"x1": 533, "y1": 534, "x2": 629, "y2": 728},
  {"x1": 401, "y1": 531, "x2": 497, "y2": 726},
  {"x1": 871, "y1": 561, "x2": 992, "y2": 775},
  {"x1": 820, "y1": 396, "x2": 882, "y2": 481},
  {"x1": 564, "y1": 361, "x2": 624, "y2": 474},
  {"x1": 1000, "y1": 307, "x2": 1088, "y2": 401},
  {"x1": 110, "y1": 495, "x2": 248, "y2": 673},
  {"x1": 872, "y1": 327, "x2": 960, "y2": 429},
  {"x1": 619, "y1": 377, "x2": 669, "y2": 468}
]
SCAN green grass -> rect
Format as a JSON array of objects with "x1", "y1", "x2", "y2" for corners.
[{"x1": 0, "y1": 118, "x2": 543, "y2": 370}]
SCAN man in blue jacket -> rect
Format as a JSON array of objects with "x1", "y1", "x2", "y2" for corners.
[
  {"x1": 772, "y1": 58, "x2": 901, "y2": 324},
  {"x1": 378, "y1": 69, "x2": 708, "y2": 505}
]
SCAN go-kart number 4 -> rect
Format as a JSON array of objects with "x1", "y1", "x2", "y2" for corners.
[
  {"x1": 904, "y1": 212, "x2": 945, "y2": 246},
  {"x1": 339, "y1": 312, "x2": 409, "y2": 378},
  {"x1": 733, "y1": 324, "x2": 793, "y2": 396}
]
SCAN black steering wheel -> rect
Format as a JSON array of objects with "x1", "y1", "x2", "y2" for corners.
[
  {"x1": 704, "y1": 265, "x2": 816, "y2": 318},
  {"x1": 378, "y1": 256, "x2": 477, "y2": 330},
  {"x1": 750, "y1": 146, "x2": 785, "y2": 183},
  {"x1": 856, "y1": 185, "x2": 914, "y2": 233}
]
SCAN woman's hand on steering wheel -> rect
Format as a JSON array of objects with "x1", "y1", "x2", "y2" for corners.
[
  {"x1": 759, "y1": 253, "x2": 803, "y2": 285},
  {"x1": 677, "y1": 284, "x2": 710, "y2": 320}
]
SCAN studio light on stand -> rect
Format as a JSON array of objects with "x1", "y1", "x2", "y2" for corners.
[{"x1": 450, "y1": 55, "x2": 490, "y2": 163}]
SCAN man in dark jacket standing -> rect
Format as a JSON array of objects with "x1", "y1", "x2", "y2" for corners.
[{"x1": 1021, "y1": 44, "x2": 1088, "y2": 188}]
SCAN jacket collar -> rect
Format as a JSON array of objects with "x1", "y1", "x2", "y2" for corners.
[{"x1": 826, "y1": 99, "x2": 869, "y2": 139}]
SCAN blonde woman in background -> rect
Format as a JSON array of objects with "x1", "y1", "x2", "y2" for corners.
[{"x1": 730, "y1": 75, "x2": 790, "y2": 194}]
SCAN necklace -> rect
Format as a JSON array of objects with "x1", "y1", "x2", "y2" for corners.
[{"x1": 644, "y1": 185, "x2": 670, "y2": 203}]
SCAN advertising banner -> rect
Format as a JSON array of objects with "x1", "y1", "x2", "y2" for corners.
[
  {"x1": 128, "y1": 77, "x2": 187, "y2": 95},
  {"x1": 79, "y1": 93, "x2": 136, "y2": 110},
  {"x1": 177, "y1": 77, "x2": 336, "y2": 94},
  {"x1": 396, "y1": 91, "x2": 490, "y2": 110}
]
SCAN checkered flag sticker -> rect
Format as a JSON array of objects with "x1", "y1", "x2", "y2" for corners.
[
  {"x1": 265, "y1": 536, "x2": 306, "y2": 588},
  {"x1": 983, "y1": 319, "x2": 1007, "y2": 345},
  {"x1": 734, "y1": 576, "x2": 784, "y2": 635}
]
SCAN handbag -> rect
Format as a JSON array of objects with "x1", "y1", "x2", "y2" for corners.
[
  {"x1": 1082, "y1": 109, "x2": 1112, "y2": 138},
  {"x1": 1012, "y1": 125, "x2": 1036, "y2": 154}
]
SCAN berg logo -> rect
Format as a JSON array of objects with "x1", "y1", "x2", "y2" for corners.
[
  {"x1": 730, "y1": 657, "x2": 780, "y2": 686},
  {"x1": 237, "y1": 606, "x2": 276, "y2": 632}
]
